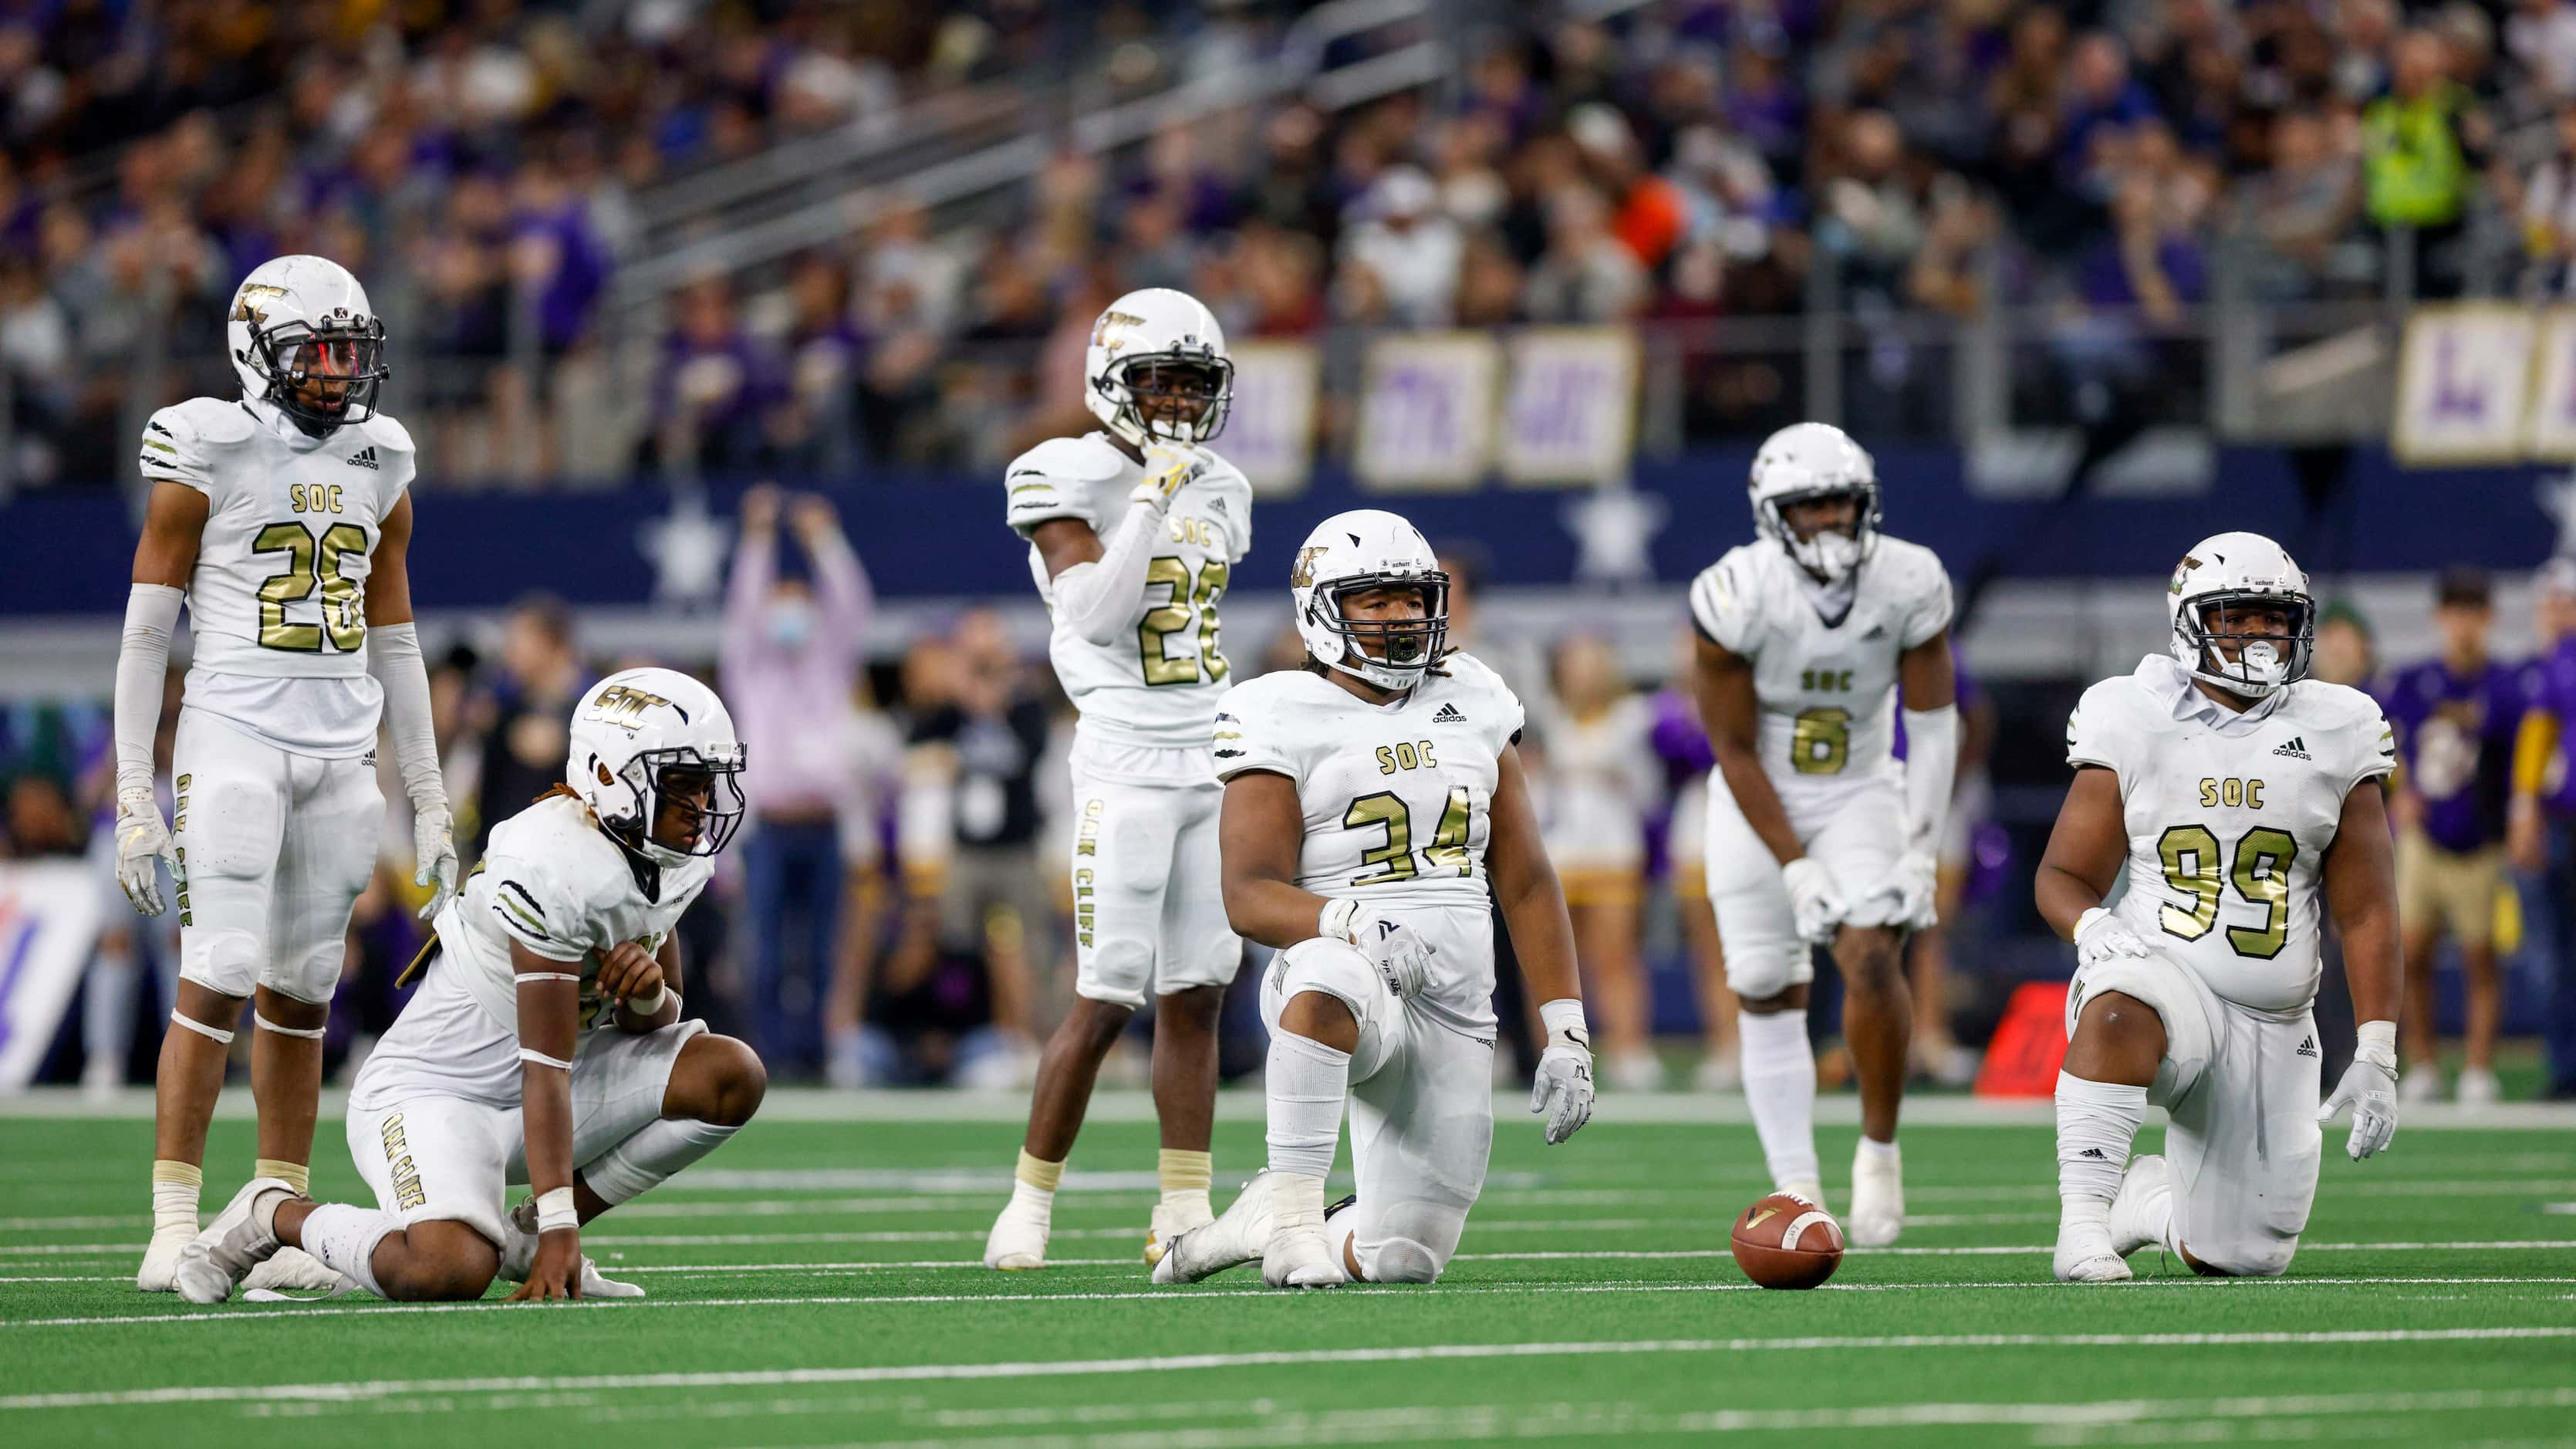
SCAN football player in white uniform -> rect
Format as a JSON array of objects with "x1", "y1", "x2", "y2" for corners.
[
  {"x1": 2041, "y1": 535, "x2": 2399, "y2": 1282},
  {"x1": 113, "y1": 255, "x2": 460, "y2": 1292},
  {"x1": 1688, "y1": 422, "x2": 1956, "y2": 1246},
  {"x1": 174, "y1": 669, "x2": 768, "y2": 1303},
  {"x1": 1153, "y1": 510, "x2": 1595, "y2": 1289},
  {"x1": 984, "y1": 289, "x2": 1256, "y2": 1270}
]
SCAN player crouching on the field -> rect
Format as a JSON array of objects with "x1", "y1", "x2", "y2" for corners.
[
  {"x1": 174, "y1": 668, "x2": 768, "y2": 1304},
  {"x1": 1153, "y1": 510, "x2": 1595, "y2": 1290},
  {"x1": 2038, "y1": 535, "x2": 2400, "y2": 1282}
]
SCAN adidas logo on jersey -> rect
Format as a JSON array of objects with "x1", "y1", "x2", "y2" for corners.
[
  {"x1": 1863, "y1": 623, "x2": 1887, "y2": 640},
  {"x1": 2295, "y1": 1035, "x2": 2319, "y2": 1059},
  {"x1": 346, "y1": 446, "x2": 380, "y2": 470},
  {"x1": 2271, "y1": 736, "x2": 2311, "y2": 760},
  {"x1": 1433, "y1": 703, "x2": 1467, "y2": 724}
]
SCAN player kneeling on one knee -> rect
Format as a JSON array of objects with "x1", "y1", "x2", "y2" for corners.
[
  {"x1": 174, "y1": 669, "x2": 767, "y2": 1305},
  {"x1": 2036, "y1": 535, "x2": 2401, "y2": 1285},
  {"x1": 1150, "y1": 509, "x2": 1595, "y2": 1292}
]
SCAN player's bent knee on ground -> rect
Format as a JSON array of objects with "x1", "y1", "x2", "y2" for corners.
[
  {"x1": 375, "y1": 1221, "x2": 501, "y2": 1302},
  {"x1": 1369, "y1": 1236, "x2": 1443, "y2": 1284}
]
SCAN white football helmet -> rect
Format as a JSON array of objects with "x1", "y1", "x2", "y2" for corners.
[
  {"x1": 566, "y1": 667, "x2": 748, "y2": 866},
  {"x1": 1749, "y1": 421, "x2": 1880, "y2": 583},
  {"x1": 226, "y1": 255, "x2": 388, "y2": 435},
  {"x1": 1291, "y1": 509, "x2": 1449, "y2": 692},
  {"x1": 2168, "y1": 532, "x2": 2314, "y2": 699},
  {"x1": 1085, "y1": 287, "x2": 1232, "y2": 450}
]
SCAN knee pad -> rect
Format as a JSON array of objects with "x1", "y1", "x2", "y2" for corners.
[
  {"x1": 1265, "y1": 937, "x2": 1381, "y2": 1024},
  {"x1": 1726, "y1": 942, "x2": 1811, "y2": 1002},
  {"x1": 258, "y1": 947, "x2": 346, "y2": 1007},
  {"x1": 1369, "y1": 1236, "x2": 1443, "y2": 1284},
  {"x1": 181, "y1": 929, "x2": 264, "y2": 1000},
  {"x1": 2186, "y1": 1236, "x2": 2295, "y2": 1279}
]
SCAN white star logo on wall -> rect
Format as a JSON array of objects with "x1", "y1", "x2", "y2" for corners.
[
  {"x1": 636, "y1": 488, "x2": 734, "y2": 610},
  {"x1": 1561, "y1": 483, "x2": 1668, "y2": 586}
]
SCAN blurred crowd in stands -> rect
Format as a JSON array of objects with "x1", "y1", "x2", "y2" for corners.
[
  {"x1": 15, "y1": 490, "x2": 2574, "y2": 1103},
  {"x1": 12, "y1": 0, "x2": 2576, "y2": 482}
]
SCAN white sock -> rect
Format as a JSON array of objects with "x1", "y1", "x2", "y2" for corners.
[
  {"x1": 2056, "y1": 1070, "x2": 2148, "y2": 1232},
  {"x1": 1264, "y1": 1030, "x2": 1349, "y2": 1180},
  {"x1": 150, "y1": 1161, "x2": 201, "y2": 1239},
  {"x1": 295, "y1": 1203, "x2": 400, "y2": 1297},
  {"x1": 1856, "y1": 1135, "x2": 1899, "y2": 1164},
  {"x1": 1738, "y1": 1009, "x2": 1818, "y2": 1189},
  {"x1": 581, "y1": 1119, "x2": 741, "y2": 1208}
]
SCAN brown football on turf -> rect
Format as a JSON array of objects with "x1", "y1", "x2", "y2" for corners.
[{"x1": 1730, "y1": 1191, "x2": 1845, "y2": 1289}]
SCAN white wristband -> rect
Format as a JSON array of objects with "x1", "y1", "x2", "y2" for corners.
[
  {"x1": 1538, "y1": 998, "x2": 1589, "y2": 1046},
  {"x1": 2355, "y1": 1020, "x2": 2397, "y2": 1060},
  {"x1": 1316, "y1": 897, "x2": 1359, "y2": 945},
  {"x1": 627, "y1": 983, "x2": 668, "y2": 1016},
  {"x1": 535, "y1": 1186, "x2": 578, "y2": 1234}
]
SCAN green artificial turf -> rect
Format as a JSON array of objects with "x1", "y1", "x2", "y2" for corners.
[{"x1": 3, "y1": 1097, "x2": 2573, "y2": 1447}]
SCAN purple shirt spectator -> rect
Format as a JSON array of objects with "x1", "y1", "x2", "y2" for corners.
[
  {"x1": 721, "y1": 511, "x2": 874, "y2": 822},
  {"x1": 2383, "y1": 656, "x2": 2524, "y2": 852}
]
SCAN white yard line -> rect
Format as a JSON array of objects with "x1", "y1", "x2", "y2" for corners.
[
  {"x1": 10, "y1": 1329, "x2": 2576, "y2": 1411},
  {"x1": 10, "y1": 1273, "x2": 2574, "y2": 1329}
]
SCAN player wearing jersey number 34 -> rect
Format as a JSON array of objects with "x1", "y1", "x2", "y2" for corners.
[
  {"x1": 115, "y1": 255, "x2": 458, "y2": 1295},
  {"x1": 984, "y1": 289, "x2": 1255, "y2": 1272},
  {"x1": 2040, "y1": 534, "x2": 2400, "y2": 1283},
  {"x1": 1152, "y1": 509, "x2": 1593, "y2": 1290},
  {"x1": 1686, "y1": 423, "x2": 1960, "y2": 1248}
]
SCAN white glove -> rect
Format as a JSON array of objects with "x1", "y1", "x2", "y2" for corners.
[
  {"x1": 113, "y1": 785, "x2": 177, "y2": 917},
  {"x1": 1780, "y1": 857, "x2": 1846, "y2": 945},
  {"x1": 1892, "y1": 846, "x2": 1940, "y2": 932},
  {"x1": 2319, "y1": 1022, "x2": 2399, "y2": 1160},
  {"x1": 1129, "y1": 442, "x2": 1210, "y2": 512},
  {"x1": 1319, "y1": 898, "x2": 1433, "y2": 998},
  {"x1": 412, "y1": 802, "x2": 461, "y2": 922},
  {"x1": 2073, "y1": 906, "x2": 2153, "y2": 970},
  {"x1": 1530, "y1": 1000, "x2": 1595, "y2": 1145}
]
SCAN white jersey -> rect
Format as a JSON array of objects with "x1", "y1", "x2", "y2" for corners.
[
  {"x1": 1214, "y1": 654, "x2": 1524, "y2": 1033},
  {"x1": 2067, "y1": 657, "x2": 2395, "y2": 1012},
  {"x1": 143, "y1": 396, "x2": 417, "y2": 757},
  {"x1": 1004, "y1": 432, "x2": 1252, "y2": 752},
  {"x1": 425, "y1": 792, "x2": 714, "y2": 1041},
  {"x1": 1689, "y1": 535, "x2": 1949, "y2": 801}
]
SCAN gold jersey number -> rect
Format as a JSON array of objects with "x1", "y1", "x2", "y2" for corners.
[
  {"x1": 1343, "y1": 788, "x2": 1476, "y2": 885},
  {"x1": 2154, "y1": 824, "x2": 2299, "y2": 959},
  {"x1": 1139, "y1": 556, "x2": 1230, "y2": 686},
  {"x1": 252, "y1": 521, "x2": 369, "y2": 653}
]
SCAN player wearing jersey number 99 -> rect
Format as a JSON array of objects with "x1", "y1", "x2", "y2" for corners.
[{"x1": 2039, "y1": 533, "x2": 2399, "y2": 1285}]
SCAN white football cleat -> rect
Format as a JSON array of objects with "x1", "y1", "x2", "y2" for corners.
[
  {"x1": 1153, "y1": 1172, "x2": 1278, "y2": 1285},
  {"x1": 983, "y1": 1195, "x2": 1050, "y2": 1271},
  {"x1": 499, "y1": 1197, "x2": 644, "y2": 1298},
  {"x1": 2106, "y1": 1154, "x2": 2172, "y2": 1259},
  {"x1": 172, "y1": 1177, "x2": 295, "y2": 1305},
  {"x1": 243, "y1": 1247, "x2": 348, "y2": 1293},
  {"x1": 1846, "y1": 1141, "x2": 1903, "y2": 1248},
  {"x1": 2456, "y1": 1066, "x2": 2501, "y2": 1106},
  {"x1": 136, "y1": 1222, "x2": 194, "y2": 1292},
  {"x1": 1144, "y1": 1194, "x2": 1214, "y2": 1266},
  {"x1": 2053, "y1": 1215, "x2": 2132, "y2": 1282},
  {"x1": 1259, "y1": 1173, "x2": 1344, "y2": 1289}
]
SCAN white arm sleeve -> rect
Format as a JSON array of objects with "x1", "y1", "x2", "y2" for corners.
[
  {"x1": 1900, "y1": 703, "x2": 1959, "y2": 854},
  {"x1": 1048, "y1": 498, "x2": 1166, "y2": 648},
  {"x1": 114, "y1": 584, "x2": 184, "y2": 798},
  {"x1": 367, "y1": 622, "x2": 447, "y2": 810}
]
